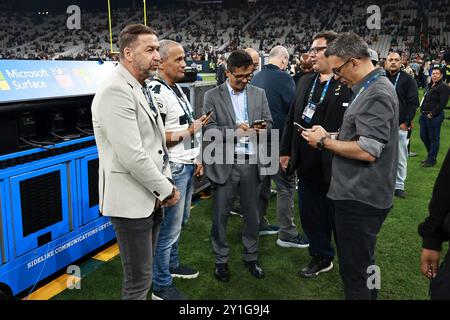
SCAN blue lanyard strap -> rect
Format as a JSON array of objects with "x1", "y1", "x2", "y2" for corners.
[
  {"x1": 308, "y1": 74, "x2": 332, "y2": 105},
  {"x1": 394, "y1": 72, "x2": 400, "y2": 89},
  {"x1": 350, "y1": 73, "x2": 381, "y2": 106}
]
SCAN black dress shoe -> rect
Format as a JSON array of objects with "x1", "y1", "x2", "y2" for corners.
[
  {"x1": 422, "y1": 160, "x2": 436, "y2": 168},
  {"x1": 299, "y1": 256, "x2": 333, "y2": 278},
  {"x1": 244, "y1": 261, "x2": 265, "y2": 279},
  {"x1": 214, "y1": 263, "x2": 230, "y2": 282}
]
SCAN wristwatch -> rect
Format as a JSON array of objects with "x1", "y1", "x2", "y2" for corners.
[{"x1": 316, "y1": 136, "x2": 328, "y2": 151}]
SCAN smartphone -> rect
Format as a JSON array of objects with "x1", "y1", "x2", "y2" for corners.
[
  {"x1": 293, "y1": 122, "x2": 307, "y2": 131},
  {"x1": 252, "y1": 119, "x2": 265, "y2": 128},
  {"x1": 206, "y1": 110, "x2": 213, "y2": 117}
]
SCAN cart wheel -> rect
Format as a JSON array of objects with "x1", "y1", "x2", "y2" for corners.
[{"x1": 0, "y1": 286, "x2": 13, "y2": 300}]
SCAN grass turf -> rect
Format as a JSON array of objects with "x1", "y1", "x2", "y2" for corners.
[{"x1": 54, "y1": 89, "x2": 450, "y2": 300}]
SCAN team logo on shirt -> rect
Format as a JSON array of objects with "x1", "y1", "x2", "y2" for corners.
[{"x1": 335, "y1": 84, "x2": 341, "y2": 95}]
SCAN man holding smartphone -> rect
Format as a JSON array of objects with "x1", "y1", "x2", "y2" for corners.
[
  {"x1": 148, "y1": 40, "x2": 210, "y2": 300},
  {"x1": 280, "y1": 31, "x2": 350, "y2": 278},
  {"x1": 202, "y1": 50, "x2": 273, "y2": 282}
]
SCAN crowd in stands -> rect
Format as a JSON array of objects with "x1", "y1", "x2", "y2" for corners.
[{"x1": 0, "y1": 0, "x2": 448, "y2": 67}]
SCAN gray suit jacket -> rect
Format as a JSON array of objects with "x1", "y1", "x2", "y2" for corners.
[
  {"x1": 91, "y1": 63, "x2": 173, "y2": 219},
  {"x1": 202, "y1": 82, "x2": 273, "y2": 184}
]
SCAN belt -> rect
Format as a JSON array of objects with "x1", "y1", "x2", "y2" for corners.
[{"x1": 234, "y1": 154, "x2": 251, "y2": 160}]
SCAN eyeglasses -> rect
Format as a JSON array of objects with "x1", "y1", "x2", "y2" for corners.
[
  {"x1": 308, "y1": 46, "x2": 327, "y2": 55},
  {"x1": 229, "y1": 70, "x2": 254, "y2": 80},
  {"x1": 332, "y1": 58, "x2": 353, "y2": 77}
]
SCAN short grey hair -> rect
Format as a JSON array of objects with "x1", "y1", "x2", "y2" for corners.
[
  {"x1": 324, "y1": 32, "x2": 370, "y2": 60},
  {"x1": 159, "y1": 39, "x2": 182, "y2": 60},
  {"x1": 269, "y1": 46, "x2": 289, "y2": 59}
]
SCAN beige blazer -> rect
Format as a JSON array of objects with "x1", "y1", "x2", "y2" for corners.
[{"x1": 91, "y1": 63, "x2": 172, "y2": 219}]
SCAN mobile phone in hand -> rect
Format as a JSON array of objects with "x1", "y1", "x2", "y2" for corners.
[
  {"x1": 252, "y1": 120, "x2": 265, "y2": 128},
  {"x1": 293, "y1": 122, "x2": 307, "y2": 132}
]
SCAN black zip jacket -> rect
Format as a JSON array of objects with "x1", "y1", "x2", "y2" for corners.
[
  {"x1": 386, "y1": 70, "x2": 419, "y2": 126},
  {"x1": 419, "y1": 148, "x2": 450, "y2": 251},
  {"x1": 280, "y1": 73, "x2": 350, "y2": 185},
  {"x1": 420, "y1": 80, "x2": 450, "y2": 117}
]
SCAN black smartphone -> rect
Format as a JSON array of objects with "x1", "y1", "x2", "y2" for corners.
[
  {"x1": 206, "y1": 110, "x2": 213, "y2": 117},
  {"x1": 293, "y1": 121, "x2": 307, "y2": 132},
  {"x1": 252, "y1": 119, "x2": 265, "y2": 128}
]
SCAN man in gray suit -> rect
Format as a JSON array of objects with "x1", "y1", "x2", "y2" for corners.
[
  {"x1": 202, "y1": 50, "x2": 273, "y2": 282},
  {"x1": 91, "y1": 24, "x2": 180, "y2": 300}
]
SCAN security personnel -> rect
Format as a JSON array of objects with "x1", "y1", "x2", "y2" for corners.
[{"x1": 385, "y1": 52, "x2": 419, "y2": 198}]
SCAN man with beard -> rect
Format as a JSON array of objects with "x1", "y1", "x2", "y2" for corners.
[{"x1": 91, "y1": 24, "x2": 180, "y2": 300}]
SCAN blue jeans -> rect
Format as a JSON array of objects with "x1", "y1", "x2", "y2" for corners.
[
  {"x1": 152, "y1": 162, "x2": 194, "y2": 290},
  {"x1": 419, "y1": 112, "x2": 444, "y2": 162}
]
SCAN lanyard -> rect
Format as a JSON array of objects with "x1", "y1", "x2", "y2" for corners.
[
  {"x1": 349, "y1": 73, "x2": 381, "y2": 107},
  {"x1": 420, "y1": 85, "x2": 433, "y2": 108},
  {"x1": 308, "y1": 74, "x2": 332, "y2": 105},
  {"x1": 393, "y1": 72, "x2": 400, "y2": 89},
  {"x1": 141, "y1": 87, "x2": 159, "y2": 118},
  {"x1": 154, "y1": 78, "x2": 194, "y2": 123}
]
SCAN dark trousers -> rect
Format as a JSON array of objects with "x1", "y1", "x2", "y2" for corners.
[
  {"x1": 211, "y1": 164, "x2": 260, "y2": 264},
  {"x1": 430, "y1": 250, "x2": 450, "y2": 300},
  {"x1": 333, "y1": 200, "x2": 389, "y2": 300},
  {"x1": 300, "y1": 179, "x2": 335, "y2": 259},
  {"x1": 419, "y1": 112, "x2": 445, "y2": 162},
  {"x1": 110, "y1": 209, "x2": 162, "y2": 300}
]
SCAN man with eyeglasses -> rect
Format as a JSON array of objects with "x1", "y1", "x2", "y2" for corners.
[
  {"x1": 280, "y1": 31, "x2": 350, "y2": 278},
  {"x1": 302, "y1": 32, "x2": 399, "y2": 300},
  {"x1": 202, "y1": 50, "x2": 273, "y2": 282}
]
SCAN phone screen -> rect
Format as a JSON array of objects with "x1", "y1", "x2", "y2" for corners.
[{"x1": 293, "y1": 122, "x2": 307, "y2": 131}]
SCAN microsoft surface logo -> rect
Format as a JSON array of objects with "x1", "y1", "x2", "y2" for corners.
[{"x1": 0, "y1": 71, "x2": 10, "y2": 90}]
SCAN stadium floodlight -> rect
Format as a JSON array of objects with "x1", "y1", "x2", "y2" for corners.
[{"x1": 107, "y1": 0, "x2": 148, "y2": 55}]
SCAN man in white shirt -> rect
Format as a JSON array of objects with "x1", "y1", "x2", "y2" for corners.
[{"x1": 148, "y1": 40, "x2": 209, "y2": 300}]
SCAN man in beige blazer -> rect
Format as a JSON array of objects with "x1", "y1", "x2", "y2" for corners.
[{"x1": 91, "y1": 24, "x2": 180, "y2": 300}]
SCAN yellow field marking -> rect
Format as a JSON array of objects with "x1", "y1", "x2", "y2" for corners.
[
  {"x1": 91, "y1": 243, "x2": 120, "y2": 262},
  {"x1": 23, "y1": 274, "x2": 80, "y2": 300}
]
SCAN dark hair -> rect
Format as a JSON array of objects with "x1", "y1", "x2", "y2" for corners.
[
  {"x1": 226, "y1": 50, "x2": 253, "y2": 72},
  {"x1": 312, "y1": 31, "x2": 339, "y2": 45},
  {"x1": 324, "y1": 32, "x2": 370, "y2": 60},
  {"x1": 119, "y1": 24, "x2": 157, "y2": 58},
  {"x1": 431, "y1": 65, "x2": 443, "y2": 74}
]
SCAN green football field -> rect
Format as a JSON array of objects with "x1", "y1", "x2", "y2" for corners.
[{"x1": 54, "y1": 89, "x2": 450, "y2": 300}]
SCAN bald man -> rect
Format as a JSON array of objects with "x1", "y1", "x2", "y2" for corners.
[
  {"x1": 251, "y1": 45, "x2": 306, "y2": 245},
  {"x1": 245, "y1": 47, "x2": 260, "y2": 72},
  {"x1": 384, "y1": 52, "x2": 419, "y2": 199}
]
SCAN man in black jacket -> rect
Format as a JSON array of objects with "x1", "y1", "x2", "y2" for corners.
[
  {"x1": 385, "y1": 52, "x2": 419, "y2": 198},
  {"x1": 280, "y1": 31, "x2": 351, "y2": 278},
  {"x1": 419, "y1": 148, "x2": 450, "y2": 299},
  {"x1": 252, "y1": 45, "x2": 307, "y2": 248}
]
